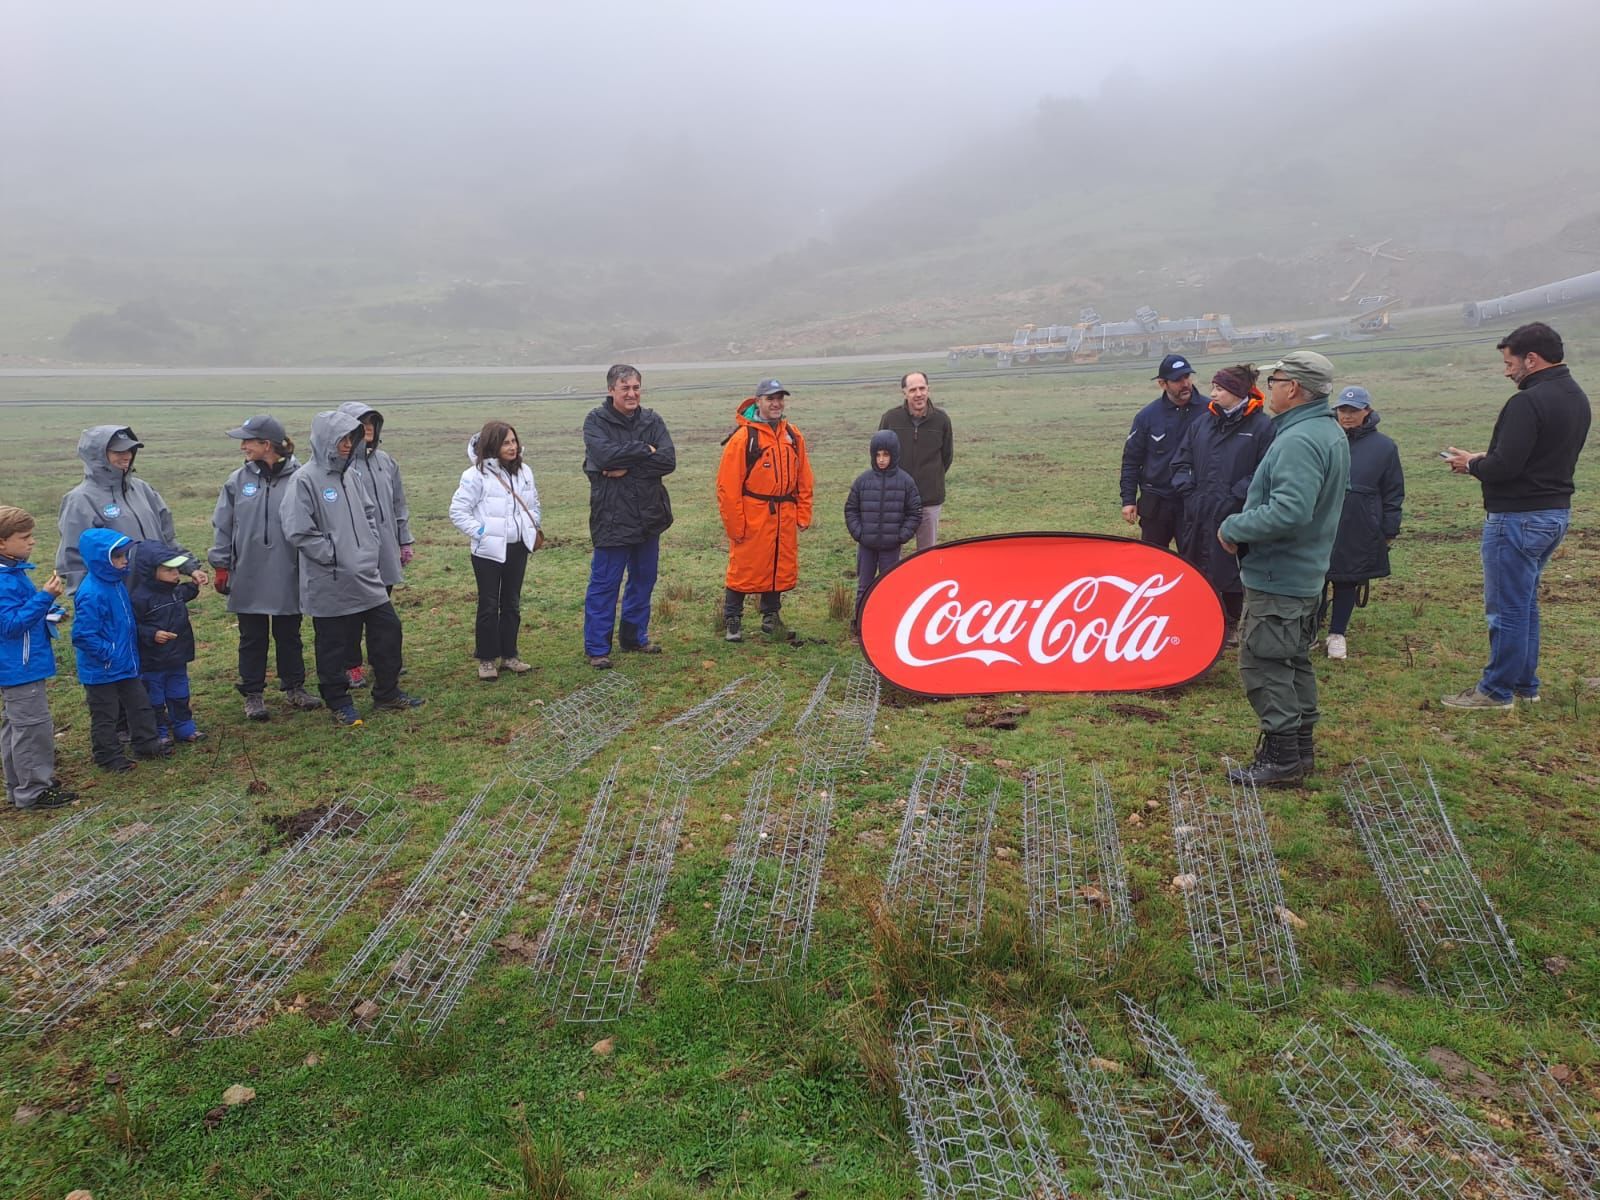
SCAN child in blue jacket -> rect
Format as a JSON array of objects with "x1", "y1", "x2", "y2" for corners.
[
  {"x1": 844, "y1": 430, "x2": 923, "y2": 628},
  {"x1": 71, "y1": 528, "x2": 171, "y2": 771},
  {"x1": 0, "y1": 506, "x2": 75, "y2": 808},
  {"x1": 130, "y1": 540, "x2": 203, "y2": 744}
]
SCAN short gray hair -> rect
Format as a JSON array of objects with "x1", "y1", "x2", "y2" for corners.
[{"x1": 606, "y1": 364, "x2": 641, "y2": 389}]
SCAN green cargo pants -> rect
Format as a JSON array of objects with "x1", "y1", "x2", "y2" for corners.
[{"x1": 1238, "y1": 588, "x2": 1320, "y2": 735}]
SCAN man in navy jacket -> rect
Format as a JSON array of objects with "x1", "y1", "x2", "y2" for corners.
[{"x1": 1120, "y1": 354, "x2": 1205, "y2": 549}]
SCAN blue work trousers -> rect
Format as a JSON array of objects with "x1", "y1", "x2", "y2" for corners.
[
  {"x1": 583, "y1": 538, "x2": 659, "y2": 656},
  {"x1": 142, "y1": 668, "x2": 197, "y2": 740}
]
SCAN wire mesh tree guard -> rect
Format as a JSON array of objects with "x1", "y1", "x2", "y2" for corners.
[
  {"x1": 147, "y1": 786, "x2": 408, "y2": 1040},
  {"x1": 712, "y1": 754, "x2": 835, "y2": 981},
  {"x1": 331, "y1": 775, "x2": 560, "y2": 1043},
  {"x1": 530, "y1": 762, "x2": 691, "y2": 1022},
  {"x1": 1, "y1": 793, "x2": 257, "y2": 1036},
  {"x1": 1276, "y1": 1019, "x2": 1556, "y2": 1200},
  {"x1": 0, "y1": 804, "x2": 110, "y2": 934},
  {"x1": 1523, "y1": 1050, "x2": 1600, "y2": 1200},
  {"x1": 884, "y1": 750, "x2": 998, "y2": 954},
  {"x1": 656, "y1": 674, "x2": 785, "y2": 781},
  {"x1": 896, "y1": 998, "x2": 1071, "y2": 1199},
  {"x1": 507, "y1": 672, "x2": 638, "y2": 783},
  {"x1": 1022, "y1": 762, "x2": 1134, "y2": 974},
  {"x1": 793, "y1": 661, "x2": 881, "y2": 772},
  {"x1": 1169, "y1": 758, "x2": 1302, "y2": 1010},
  {"x1": 1340, "y1": 755, "x2": 1522, "y2": 1009}
]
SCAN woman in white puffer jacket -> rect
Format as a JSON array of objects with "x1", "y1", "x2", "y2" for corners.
[{"x1": 449, "y1": 421, "x2": 542, "y2": 679}]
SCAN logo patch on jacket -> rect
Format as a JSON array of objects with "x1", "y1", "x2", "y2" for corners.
[
  {"x1": 322, "y1": 487, "x2": 338, "y2": 502},
  {"x1": 242, "y1": 483, "x2": 259, "y2": 497},
  {"x1": 102, "y1": 503, "x2": 121, "y2": 517}
]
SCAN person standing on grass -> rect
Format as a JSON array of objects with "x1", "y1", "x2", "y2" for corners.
[
  {"x1": 209, "y1": 415, "x2": 323, "y2": 721},
  {"x1": 581, "y1": 365, "x2": 676, "y2": 668},
  {"x1": 0, "y1": 506, "x2": 75, "y2": 809},
  {"x1": 281, "y1": 410, "x2": 424, "y2": 726},
  {"x1": 1442, "y1": 321, "x2": 1590, "y2": 710},
  {"x1": 1217, "y1": 351, "x2": 1349, "y2": 787},
  {"x1": 1120, "y1": 355, "x2": 1204, "y2": 550},
  {"x1": 1320, "y1": 387, "x2": 1404, "y2": 662},
  {"x1": 450, "y1": 420, "x2": 542, "y2": 680},
  {"x1": 336, "y1": 403, "x2": 413, "y2": 691},
  {"x1": 878, "y1": 372, "x2": 953, "y2": 551},
  {"x1": 844, "y1": 430, "x2": 922, "y2": 634},
  {"x1": 1170, "y1": 364, "x2": 1274, "y2": 647}
]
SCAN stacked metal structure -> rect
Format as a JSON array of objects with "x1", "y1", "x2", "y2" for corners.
[{"x1": 884, "y1": 751, "x2": 998, "y2": 954}]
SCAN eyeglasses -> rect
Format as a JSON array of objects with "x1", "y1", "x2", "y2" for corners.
[{"x1": 1266, "y1": 375, "x2": 1294, "y2": 386}]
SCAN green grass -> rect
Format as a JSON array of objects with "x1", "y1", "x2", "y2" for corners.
[{"x1": 0, "y1": 339, "x2": 1597, "y2": 1198}]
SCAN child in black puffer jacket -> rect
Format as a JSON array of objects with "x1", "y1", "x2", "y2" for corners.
[
  {"x1": 130, "y1": 539, "x2": 203, "y2": 744},
  {"x1": 845, "y1": 430, "x2": 923, "y2": 629}
]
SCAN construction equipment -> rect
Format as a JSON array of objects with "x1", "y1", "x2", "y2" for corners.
[{"x1": 948, "y1": 307, "x2": 1298, "y2": 368}]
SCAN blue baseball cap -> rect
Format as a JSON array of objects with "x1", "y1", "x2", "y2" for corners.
[
  {"x1": 1154, "y1": 354, "x2": 1194, "y2": 381},
  {"x1": 1335, "y1": 386, "x2": 1372, "y2": 409}
]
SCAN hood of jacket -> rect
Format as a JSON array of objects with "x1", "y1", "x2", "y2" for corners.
[
  {"x1": 80, "y1": 527, "x2": 133, "y2": 584},
  {"x1": 337, "y1": 401, "x2": 384, "y2": 451},
  {"x1": 1345, "y1": 409, "x2": 1381, "y2": 440},
  {"x1": 310, "y1": 410, "x2": 365, "y2": 473},
  {"x1": 77, "y1": 425, "x2": 140, "y2": 489},
  {"x1": 131, "y1": 538, "x2": 185, "y2": 591},
  {"x1": 465, "y1": 433, "x2": 480, "y2": 464},
  {"x1": 869, "y1": 428, "x2": 901, "y2": 471}
]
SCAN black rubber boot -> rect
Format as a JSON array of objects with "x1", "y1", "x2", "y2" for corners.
[
  {"x1": 1297, "y1": 726, "x2": 1315, "y2": 776},
  {"x1": 1228, "y1": 732, "x2": 1305, "y2": 788}
]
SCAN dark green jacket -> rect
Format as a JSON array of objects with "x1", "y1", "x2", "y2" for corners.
[
  {"x1": 1218, "y1": 398, "x2": 1350, "y2": 598},
  {"x1": 878, "y1": 403, "x2": 953, "y2": 506}
]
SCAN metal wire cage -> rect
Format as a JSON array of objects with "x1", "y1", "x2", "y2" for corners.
[
  {"x1": 1340, "y1": 755, "x2": 1522, "y2": 1009},
  {"x1": 712, "y1": 754, "x2": 835, "y2": 981},
  {"x1": 793, "y1": 661, "x2": 881, "y2": 772},
  {"x1": 146, "y1": 786, "x2": 409, "y2": 1040},
  {"x1": 1169, "y1": 758, "x2": 1302, "y2": 1011},
  {"x1": 1523, "y1": 1048, "x2": 1600, "y2": 1200},
  {"x1": 0, "y1": 804, "x2": 108, "y2": 934},
  {"x1": 1022, "y1": 763, "x2": 1134, "y2": 974},
  {"x1": 896, "y1": 998, "x2": 1071, "y2": 1199},
  {"x1": 884, "y1": 750, "x2": 999, "y2": 954},
  {"x1": 507, "y1": 672, "x2": 638, "y2": 783},
  {"x1": 1276, "y1": 1019, "x2": 1555, "y2": 1200},
  {"x1": 657, "y1": 674, "x2": 785, "y2": 781},
  {"x1": 331, "y1": 775, "x2": 560, "y2": 1043}
]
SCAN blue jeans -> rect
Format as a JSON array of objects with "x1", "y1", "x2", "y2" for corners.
[
  {"x1": 583, "y1": 538, "x2": 660, "y2": 656},
  {"x1": 1478, "y1": 509, "x2": 1569, "y2": 702}
]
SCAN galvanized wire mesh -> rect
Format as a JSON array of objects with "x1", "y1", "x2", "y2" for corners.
[
  {"x1": 896, "y1": 998, "x2": 1071, "y2": 1199},
  {"x1": 531, "y1": 762, "x2": 690, "y2": 1022},
  {"x1": 712, "y1": 754, "x2": 835, "y2": 981},
  {"x1": 1, "y1": 794, "x2": 257, "y2": 1036},
  {"x1": 1341, "y1": 756, "x2": 1522, "y2": 1009},
  {"x1": 0, "y1": 804, "x2": 109, "y2": 933},
  {"x1": 884, "y1": 750, "x2": 998, "y2": 954},
  {"x1": 1022, "y1": 763, "x2": 1134, "y2": 974},
  {"x1": 657, "y1": 675, "x2": 785, "y2": 781},
  {"x1": 1276, "y1": 1020, "x2": 1555, "y2": 1200},
  {"x1": 1169, "y1": 758, "x2": 1302, "y2": 1010},
  {"x1": 507, "y1": 672, "x2": 638, "y2": 783},
  {"x1": 1523, "y1": 1056, "x2": 1600, "y2": 1200},
  {"x1": 147, "y1": 786, "x2": 408, "y2": 1040},
  {"x1": 331, "y1": 776, "x2": 560, "y2": 1043},
  {"x1": 793, "y1": 661, "x2": 880, "y2": 771},
  {"x1": 1057, "y1": 996, "x2": 1277, "y2": 1200}
]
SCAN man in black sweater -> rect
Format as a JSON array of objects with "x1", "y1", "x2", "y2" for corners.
[{"x1": 1442, "y1": 321, "x2": 1591, "y2": 709}]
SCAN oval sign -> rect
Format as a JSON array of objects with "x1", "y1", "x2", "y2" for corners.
[{"x1": 859, "y1": 533, "x2": 1225, "y2": 696}]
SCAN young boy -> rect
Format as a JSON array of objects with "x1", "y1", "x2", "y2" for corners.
[
  {"x1": 0, "y1": 507, "x2": 76, "y2": 808},
  {"x1": 70, "y1": 529, "x2": 172, "y2": 771},
  {"x1": 130, "y1": 541, "x2": 203, "y2": 745},
  {"x1": 844, "y1": 430, "x2": 923, "y2": 629}
]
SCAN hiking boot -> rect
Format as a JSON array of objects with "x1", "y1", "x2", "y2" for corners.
[
  {"x1": 243, "y1": 693, "x2": 270, "y2": 722},
  {"x1": 346, "y1": 666, "x2": 368, "y2": 690},
  {"x1": 331, "y1": 705, "x2": 364, "y2": 728},
  {"x1": 1223, "y1": 625, "x2": 1240, "y2": 649},
  {"x1": 285, "y1": 686, "x2": 322, "y2": 711},
  {"x1": 622, "y1": 642, "x2": 662, "y2": 654},
  {"x1": 102, "y1": 758, "x2": 137, "y2": 773},
  {"x1": 588, "y1": 654, "x2": 613, "y2": 670},
  {"x1": 1296, "y1": 726, "x2": 1316, "y2": 776},
  {"x1": 372, "y1": 692, "x2": 426, "y2": 712},
  {"x1": 137, "y1": 742, "x2": 175, "y2": 760},
  {"x1": 34, "y1": 785, "x2": 78, "y2": 808},
  {"x1": 760, "y1": 611, "x2": 779, "y2": 636},
  {"x1": 1227, "y1": 732, "x2": 1305, "y2": 788},
  {"x1": 1326, "y1": 633, "x2": 1347, "y2": 660},
  {"x1": 724, "y1": 615, "x2": 743, "y2": 643},
  {"x1": 500, "y1": 657, "x2": 533, "y2": 674},
  {"x1": 1440, "y1": 687, "x2": 1513, "y2": 710},
  {"x1": 177, "y1": 730, "x2": 205, "y2": 744},
  {"x1": 478, "y1": 659, "x2": 499, "y2": 681}
]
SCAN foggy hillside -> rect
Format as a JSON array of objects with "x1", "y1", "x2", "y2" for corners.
[{"x1": 4, "y1": 0, "x2": 1598, "y2": 366}]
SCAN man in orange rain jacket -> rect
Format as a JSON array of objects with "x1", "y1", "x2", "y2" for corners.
[{"x1": 715, "y1": 378, "x2": 814, "y2": 642}]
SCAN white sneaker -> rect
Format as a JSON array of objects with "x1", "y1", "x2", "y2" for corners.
[{"x1": 1326, "y1": 634, "x2": 1347, "y2": 660}]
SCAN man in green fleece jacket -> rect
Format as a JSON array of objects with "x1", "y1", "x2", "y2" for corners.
[{"x1": 1218, "y1": 351, "x2": 1350, "y2": 786}]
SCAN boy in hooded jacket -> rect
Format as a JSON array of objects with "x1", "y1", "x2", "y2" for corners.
[
  {"x1": 70, "y1": 528, "x2": 171, "y2": 771},
  {"x1": 130, "y1": 540, "x2": 203, "y2": 744},
  {"x1": 845, "y1": 430, "x2": 923, "y2": 628},
  {"x1": 335, "y1": 402, "x2": 412, "y2": 689},
  {"x1": 0, "y1": 506, "x2": 75, "y2": 808}
]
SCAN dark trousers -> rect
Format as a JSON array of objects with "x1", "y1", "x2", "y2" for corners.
[
  {"x1": 723, "y1": 586, "x2": 781, "y2": 619},
  {"x1": 1136, "y1": 492, "x2": 1182, "y2": 550},
  {"x1": 1221, "y1": 589, "x2": 1244, "y2": 630},
  {"x1": 855, "y1": 544, "x2": 901, "y2": 614},
  {"x1": 141, "y1": 669, "x2": 196, "y2": 740},
  {"x1": 237, "y1": 613, "x2": 307, "y2": 694},
  {"x1": 314, "y1": 601, "x2": 403, "y2": 709},
  {"x1": 344, "y1": 585, "x2": 395, "y2": 670},
  {"x1": 1320, "y1": 582, "x2": 1361, "y2": 636},
  {"x1": 471, "y1": 543, "x2": 529, "y2": 660},
  {"x1": 84, "y1": 678, "x2": 161, "y2": 766}
]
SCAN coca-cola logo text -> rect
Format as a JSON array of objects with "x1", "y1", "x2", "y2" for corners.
[{"x1": 861, "y1": 534, "x2": 1224, "y2": 695}]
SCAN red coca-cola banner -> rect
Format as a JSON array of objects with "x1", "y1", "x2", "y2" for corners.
[{"x1": 859, "y1": 533, "x2": 1224, "y2": 696}]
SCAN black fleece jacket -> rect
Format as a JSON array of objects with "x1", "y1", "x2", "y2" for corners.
[{"x1": 1469, "y1": 363, "x2": 1591, "y2": 512}]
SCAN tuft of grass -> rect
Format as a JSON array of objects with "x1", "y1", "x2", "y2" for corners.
[
  {"x1": 827, "y1": 581, "x2": 853, "y2": 623},
  {"x1": 95, "y1": 1075, "x2": 153, "y2": 1157}
]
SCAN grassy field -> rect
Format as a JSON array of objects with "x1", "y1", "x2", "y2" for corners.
[{"x1": 1, "y1": 334, "x2": 1597, "y2": 1199}]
